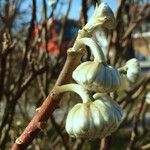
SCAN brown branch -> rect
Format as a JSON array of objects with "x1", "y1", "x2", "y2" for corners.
[
  {"x1": 16, "y1": 0, "x2": 36, "y2": 85},
  {"x1": 73, "y1": 139, "x2": 85, "y2": 150},
  {"x1": 50, "y1": 115, "x2": 69, "y2": 150},
  {"x1": 0, "y1": 34, "x2": 15, "y2": 101},
  {"x1": 37, "y1": 74, "x2": 69, "y2": 150},
  {"x1": 100, "y1": 136, "x2": 112, "y2": 150},
  {"x1": 58, "y1": 0, "x2": 72, "y2": 47},
  {"x1": 43, "y1": 0, "x2": 49, "y2": 54},
  {"x1": 127, "y1": 98, "x2": 146, "y2": 149},
  {"x1": 0, "y1": 6, "x2": 38, "y2": 143},
  {"x1": 140, "y1": 103, "x2": 148, "y2": 135},
  {"x1": 1, "y1": 40, "x2": 16, "y2": 57},
  {"x1": 134, "y1": 132, "x2": 150, "y2": 149},
  {"x1": 11, "y1": 50, "x2": 84, "y2": 150},
  {"x1": 0, "y1": 66, "x2": 47, "y2": 147},
  {"x1": 118, "y1": 71, "x2": 150, "y2": 107},
  {"x1": 141, "y1": 143, "x2": 150, "y2": 150},
  {"x1": 37, "y1": 75, "x2": 47, "y2": 99},
  {"x1": 122, "y1": 4, "x2": 150, "y2": 42},
  {"x1": 115, "y1": 0, "x2": 126, "y2": 21},
  {"x1": 48, "y1": 0, "x2": 60, "y2": 18},
  {"x1": 110, "y1": 0, "x2": 126, "y2": 65},
  {"x1": 80, "y1": 0, "x2": 91, "y2": 61},
  {"x1": 80, "y1": 0, "x2": 88, "y2": 27}
]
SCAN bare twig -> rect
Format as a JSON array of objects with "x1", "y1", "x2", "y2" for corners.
[
  {"x1": 80, "y1": 0, "x2": 88, "y2": 27},
  {"x1": 43, "y1": 0, "x2": 49, "y2": 54},
  {"x1": 141, "y1": 143, "x2": 150, "y2": 150},
  {"x1": 127, "y1": 98, "x2": 146, "y2": 149},
  {"x1": 58, "y1": 0, "x2": 72, "y2": 47},
  {"x1": 16, "y1": 0, "x2": 36, "y2": 85},
  {"x1": 73, "y1": 139, "x2": 85, "y2": 150},
  {"x1": 122, "y1": 4, "x2": 150, "y2": 41},
  {"x1": 118, "y1": 71, "x2": 150, "y2": 107}
]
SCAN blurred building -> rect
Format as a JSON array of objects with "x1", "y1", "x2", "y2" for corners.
[
  {"x1": 33, "y1": 19, "x2": 79, "y2": 57},
  {"x1": 132, "y1": 32, "x2": 150, "y2": 73},
  {"x1": 130, "y1": 3, "x2": 150, "y2": 73},
  {"x1": 133, "y1": 32, "x2": 150, "y2": 60},
  {"x1": 33, "y1": 8, "x2": 150, "y2": 73}
]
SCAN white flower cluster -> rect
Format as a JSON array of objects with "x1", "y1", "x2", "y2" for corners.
[
  {"x1": 66, "y1": 93, "x2": 123, "y2": 139},
  {"x1": 83, "y1": 3, "x2": 116, "y2": 33},
  {"x1": 125, "y1": 58, "x2": 141, "y2": 83},
  {"x1": 57, "y1": 2, "x2": 141, "y2": 140}
]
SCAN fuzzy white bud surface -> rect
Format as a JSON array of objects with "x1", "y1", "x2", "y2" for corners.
[
  {"x1": 125, "y1": 58, "x2": 141, "y2": 83},
  {"x1": 65, "y1": 93, "x2": 123, "y2": 139},
  {"x1": 83, "y1": 3, "x2": 116, "y2": 34}
]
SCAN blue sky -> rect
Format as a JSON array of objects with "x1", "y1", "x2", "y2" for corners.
[
  {"x1": 54, "y1": 0, "x2": 117, "y2": 20},
  {"x1": 20, "y1": 0, "x2": 117, "y2": 21},
  {"x1": 67, "y1": 0, "x2": 117, "y2": 20}
]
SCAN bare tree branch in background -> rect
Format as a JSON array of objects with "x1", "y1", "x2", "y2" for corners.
[{"x1": 58, "y1": 0, "x2": 72, "y2": 47}]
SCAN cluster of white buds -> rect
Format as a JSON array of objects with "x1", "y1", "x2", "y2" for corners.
[
  {"x1": 72, "y1": 37, "x2": 121, "y2": 93},
  {"x1": 55, "y1": 84, "x2": 123, "y2": 139},
  {"x1": 77, "y1": 3, "x2": 116, "y2": 39},
  {"x1": 55, "y1": 2, "x2": 141, "y2": 140},
  {"x1": 83, "y1": 3, "x2": 116, "y2": 33},
  {"x1": 66, "y1": 93, "x2": 123, "y2": 139},
  {"x1": 118, "y1": 58, "x2": 141, "y2": 83}
]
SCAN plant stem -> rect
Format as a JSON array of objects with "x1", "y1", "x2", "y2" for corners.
[
  {"x1": 73, "y1": 37, "x2": 106, "y2": 62},
  {"x1": 118, "y1": 66, "x2": 128, "y2": 74},
  {"x1": 55, "y1": 84, "x2": 92, "y2": 103}
]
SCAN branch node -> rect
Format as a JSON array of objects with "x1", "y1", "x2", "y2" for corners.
[
  {"x1": 50, "y1": 90, "x2": 59, "y2": 99},
  {"x1": 15, "y1": 138, "x2": 23, "y2": 145},
  {"x1": 36, "y1": 107, "x2": 41, "y2": 112}
]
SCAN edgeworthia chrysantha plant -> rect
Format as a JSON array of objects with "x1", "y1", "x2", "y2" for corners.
[
  {"x1": 72, "y1": 38, "x2": 121, "y2": 92},
  {"x1": 54, "y1": 84, "x2": 123, "y2": 139},
  {"x1": 118, "y1": 58, "x2": 141, "y2": 83}
]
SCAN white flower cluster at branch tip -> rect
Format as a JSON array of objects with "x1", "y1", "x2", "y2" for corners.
[
  {"x1": 76, "y1": 3, "x2": 116, "y2": 39},
  {"x1": 66, "y1": 93, "x2": 123, "y2": 139},
  {"x1": 54, "y1": 2, "x2": 141, "y2": 140},
  {"x1": 55, "y1": 84, "x2": 123, "y2": 140},
  {"x1": 125, "y1": 58, "x2": 141, "y2": 83},
  {"x1": 73, "y1": 61, "x2": 121, "y2": 93},
  {"x1": 83, "y1": 3, "x2": 116, "y2": 33},
  {"x1": 118, "y1": 58, "x2": 141, "y2": 82}
]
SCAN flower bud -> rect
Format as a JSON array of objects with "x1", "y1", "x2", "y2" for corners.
[
  {"x1": 72, "y1": 38, "x2": 121, "y2": 93},
  {"x1": 125, "y1": 58, "x2": 140, "y2": 83},
  {"x1": 72, "y1": 61, "x2": 121, "y2": 93},
  {"x1": 65, "y1": 93, "x2": 123, "y2": 139},
  {"x1": 83, "y1": 3, "x2": 116, "y2": 34}
]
